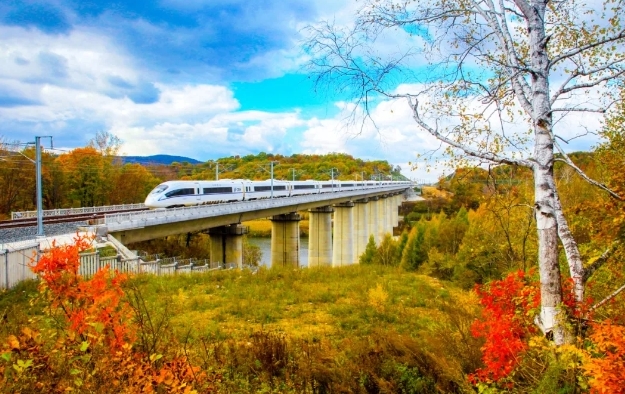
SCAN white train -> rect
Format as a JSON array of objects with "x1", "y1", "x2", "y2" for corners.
[{"x1": 144, "y1": 179, "x2": 411, "y2": 209}]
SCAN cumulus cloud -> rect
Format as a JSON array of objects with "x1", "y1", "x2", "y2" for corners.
[
  {"x1": 299, "y1": 97, "x2": 445, "y2": 180},
  {"x1": 0, "y1": 24, "x2": 294, "y2": 158}
]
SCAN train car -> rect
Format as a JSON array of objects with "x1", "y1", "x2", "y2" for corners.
[
  {"x1": 318, "y1": 180, "x2": 339, "y2": 193},
  {"x1": 244, "y1": 180, "x2": 290, "y2": 200},
  {"x1": 363, "y1": 181, "x2": 378, "y2": 189},
  {"x1": 145, "y1": 180, "x2": 245, "y2": 208},
  {"x1": 289, "y1": 180, "x2": 321, "y2": 196},
  {"x1": 339, "y1": 180, "x2": 357, "y2": 191}
]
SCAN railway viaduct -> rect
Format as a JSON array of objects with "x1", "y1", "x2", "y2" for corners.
[{"x1": 100, "y1": 185, "x2": 409, "y2": 268}]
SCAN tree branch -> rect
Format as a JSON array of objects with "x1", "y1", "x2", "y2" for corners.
[
  {"x1": 583, "y1": 241, "x2": 621, "y2": 283},
  {"x1": 548, "y1": 28, "x2": 625, "y2": 70},
  {"x1": 553, "y1": 141, "x2": 623, "y2": 200},
  {"x1": 407, "y1": 95, "x2": 534, "y2": 168},
  {"x1": 551, "y1": 108, "x2": 606, "y2": 113},
  {"x1": 551, "y1": 68, "x2": 625, "y2": 105},
  {"x1": 550, "y1": 183, "x2": 585, "y2": 302},
  {"x1": 590, "y1": 281, "x2": 625, "y2": 312}
]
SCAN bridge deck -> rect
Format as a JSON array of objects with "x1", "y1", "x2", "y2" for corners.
[{"x1": 104, "y1": 186, "x2": 408, "y2": 244}]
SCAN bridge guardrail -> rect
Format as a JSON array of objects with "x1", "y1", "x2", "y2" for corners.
[
  {"x1": 1, "y1": 243, "x2": 250, "y2": 290},
  {"x1": 104, "y1": 186, "x2": 408, "y2": 229},
  {"x1": 12, "y1": 203, "x2": 147, "y2": 220}
]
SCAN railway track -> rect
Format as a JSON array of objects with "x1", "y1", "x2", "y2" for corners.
[{"x1": 0, "y1": 208, "x2": 148, "y2": 230}]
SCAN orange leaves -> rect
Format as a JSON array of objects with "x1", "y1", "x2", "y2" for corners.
[
  {"x1": 470, "y1": 270, "x2": 539, "y2": 383},
  {"x1": 31, "y1": 235, "x2": 134, "y2": 352},
  {"x1": 14, "y1": 235, "x2": 209, "y2": 392},
  {"x1": 30, "y1": 236, "x2": 89, "y2": 288},
  {"x1": 469, "y1": 271, "x2": 625, "y2": 391},
  {"x1": 583, "y1": 320, "x2": 625, "y2": 394},
  {"x1": 6, "y1": 336, "x2": 20, "y2": 351}
]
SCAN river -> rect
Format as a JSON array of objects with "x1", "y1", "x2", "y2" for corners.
[{"x1": 247, "y1": 236, "x2": 309, "y2": 267}]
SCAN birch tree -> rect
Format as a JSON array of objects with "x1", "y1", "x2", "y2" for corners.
[{"x1": 304, "y1": 0, "x2": 624, "y2": 344}]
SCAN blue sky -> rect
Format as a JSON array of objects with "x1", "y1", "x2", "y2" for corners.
[{"x1": 0, "y1": 0, "x2": 604, "y2": 182}]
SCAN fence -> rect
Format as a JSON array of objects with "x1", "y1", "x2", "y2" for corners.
[
  {"x1": 11, "y1": 203, "x2": 147, "y2": 220},
  {"x1": 1, "y1": 246, "x2": 231, "y2": 291},
  {"x1": 1, "y1": 243, "x2": 39, "y2": 290}
]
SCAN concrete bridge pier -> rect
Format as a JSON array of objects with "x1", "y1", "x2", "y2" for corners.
[
  {"x1": 209, "y1": 224, "x2": 248, "y2": 269},
  {"x1": 377, "y1": 197, "x2": 389, "y2": 241},
  {"x1": 387, "y1": 195, "x2": 395, "y2": 230},
  {"x1": 393, "y1": 194, "x2": 401, "y2": 226},
  {"x1": 353, "y1": 199, "x2": 369, "y2": 263},
  {"x1": 332, "y1": 202, "x2": 355, "y2": 267},
  {"x1": 368, "y1": 196, "x2": 380, "y2": 243},
  {"x1": 271, "y1": 213, "x2": 301, "y2": 267},
  {"x1": 308, "y1": 206, "x2": 333, "y2": 267}
]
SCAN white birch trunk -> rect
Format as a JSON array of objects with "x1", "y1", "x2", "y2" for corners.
[
  {"x1": 520, "y1": 0, "x2": 570, "y2": 344},
  {"x1": 552, "y1": 187, "x2": 585, "y2": 302}
]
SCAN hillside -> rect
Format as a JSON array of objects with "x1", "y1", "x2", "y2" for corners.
[
  {"x1": 173, "y1": 152, "x2": 406, "y2": 181},
  {"x1": 118, "y1": 154, "x2": 202, "y2": 165}
]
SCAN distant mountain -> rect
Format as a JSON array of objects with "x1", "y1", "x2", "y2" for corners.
[{"x1": 118, "y1": 154, "x2": 203, "y2": 165}]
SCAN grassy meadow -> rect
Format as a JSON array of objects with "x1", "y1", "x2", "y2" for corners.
[{"x1": 1, "y1": 265, "x2": 482, "y2": 393}]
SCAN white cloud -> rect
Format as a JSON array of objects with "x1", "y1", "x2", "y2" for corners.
[
  {"x1": 0, "y1": 24, "x2": 308, "y2": 160},
  {"x1": 299, "y1": 96, "x2": 447, "y2": 179}
]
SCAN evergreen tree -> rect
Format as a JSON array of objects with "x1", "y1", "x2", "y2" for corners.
[
  {"x1": 359, "y1": 235, "x2": 377, "y2": 265},
  {"x1": 395, "y1": 230, "x2": 409, "y2": 264},
  {"x1": 401, "y1": 222, "x2": 428, "y2": 271}
]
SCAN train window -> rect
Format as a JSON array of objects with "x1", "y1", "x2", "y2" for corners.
[
  {"x1": 294, "y1": 184, "x2": 315, "y2": 189},
  {"x1": 203, "y1": 187, "x2": 233, "y2": 194},
  {"x1": 322, "y1": 184, "x2": 334, "y2": 188},
  {"x1": 165, "y1": 188, "x2": 195, "y2": 197},
  {"x1": 150, "y1": 184, "x2": 169, "y2": 194},
  {"x1": 254, "y1": 185, "x2": 287, "y2": 191},
  {"x1": 343, "y1": 183, "x2": 354, "y2": 187}
]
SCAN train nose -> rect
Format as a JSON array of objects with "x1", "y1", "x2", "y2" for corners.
[{"x1": 144, "y1": 195, "x2": 156, "y2": 208}]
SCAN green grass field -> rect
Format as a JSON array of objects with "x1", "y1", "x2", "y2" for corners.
[
  {"x1": 1, "y1": 265, "x2": 482, "y2": 392},
  {"x1": 129, "y1": 265, "x2": 482, "y2": 391}
]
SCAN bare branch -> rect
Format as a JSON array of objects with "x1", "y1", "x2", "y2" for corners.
[
  {"x1": 408, "y1": 95, "x2": 534, "y2": 168},
  {"x1": 553, "y1": 141, "x2": 623, "y2": 200},
  {"x1": 497, "y1": 0, "x2": 533, "y2": 111},
  {"x1": 554, "y1": 129, "x2": 596, "y2": 144},
  {"x1": 551, "y1": 107, "x2": 606, "y2": 113},
  {"x1": 512, "y1": 0, "x2": 533, "y2": 19},
  {"x1": 551, "y1": 68, "x2": 625, "y2": 105},
  {"x1": 583, "y1": 241, "x2": 621, "y2": 283},
  {"x1": 590, "y1": 281, "x2": 625, "y2": 312}
]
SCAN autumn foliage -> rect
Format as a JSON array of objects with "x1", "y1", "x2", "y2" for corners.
[
  {"x1": 470, "y1": 270, "x2": 540, "y2": 383},
  {"x1": 30, "y1": 236, "x2": 134, "y2": 351},
  {"x1": 583, "y1": 320, "x2": 625, "y2": 394},
  {"x1": 0, "y1": 235, "x2": 208, "y2": 393}
]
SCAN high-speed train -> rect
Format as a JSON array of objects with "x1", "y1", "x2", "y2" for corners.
[{"x1": 144, "y1": 179, "x2": 411, "y2": 209}]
